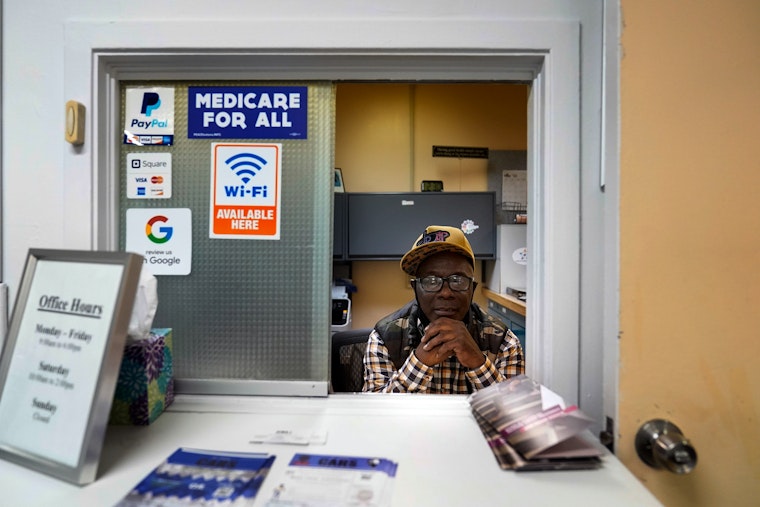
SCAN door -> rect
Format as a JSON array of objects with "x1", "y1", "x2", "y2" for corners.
[{"x1": 616, "y1": 1, "x2": 760, "y2": 505}]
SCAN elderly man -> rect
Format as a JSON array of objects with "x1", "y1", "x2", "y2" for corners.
[{"x1": 363, "y1": 225, "x2": 524, "y2": 393}]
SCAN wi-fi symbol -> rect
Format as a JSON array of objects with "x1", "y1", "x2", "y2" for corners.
[{"x1": 224, "y1": 152, "x2": 268, "y2": 184}]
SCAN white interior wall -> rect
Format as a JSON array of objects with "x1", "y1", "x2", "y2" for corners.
[{"x1": 1, "y1": 0, "x2": 614, "y2": 434}]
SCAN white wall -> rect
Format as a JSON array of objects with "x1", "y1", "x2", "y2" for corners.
[
  {"x1": 1, "y1": 0, "x2": 613, "y2": 429},
  {"x1": 1, "y1": 0, "x2": 604, "y2": 282},
  {"x1": 1, "y1": 0, "x2": 604, "y2": 288}
]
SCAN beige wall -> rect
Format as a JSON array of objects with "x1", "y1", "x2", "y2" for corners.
[
  {"x1": 619, "y1": 1, "x2": 760, "y2": 505},
  {"x1": 335, "y1": 83, "x2": 528, "y2": 327}
]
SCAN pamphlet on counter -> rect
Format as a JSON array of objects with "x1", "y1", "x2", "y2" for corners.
[
  {"x1": 264, "y1": 453, "x2": 398, "y2": 507},
  {"x1": 468, "y1": 375, "x2": 603, "y2": 471},
  {"x1": 116, "y1": 448, "x2": 398, "y2": 507},
  {"x1": 115, "y1": 448, "x2": 276, "y2": 506}
]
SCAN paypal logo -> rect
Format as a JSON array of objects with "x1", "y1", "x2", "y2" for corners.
[{"x1": 141, "y1": 92, "x2": 161, "y2": 117}]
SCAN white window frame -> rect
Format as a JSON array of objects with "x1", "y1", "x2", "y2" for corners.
[{"x1": 61, "y1": 16, "x2": 607, "y2": 423}]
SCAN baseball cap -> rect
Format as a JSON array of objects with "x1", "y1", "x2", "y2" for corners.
[{"x1": 400, "y1": 225, "x2": 475, "y2": 276}]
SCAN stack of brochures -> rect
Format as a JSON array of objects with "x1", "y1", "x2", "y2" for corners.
[{"x1": 468, "y1": 375, "x2": 604, "y2": 471}]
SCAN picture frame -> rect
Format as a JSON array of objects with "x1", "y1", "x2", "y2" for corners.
[
  {"x1": 0, "y1": 249, "x2": 143, "y2": 485},
  {"x1": 334, "y1": 168, "x2": 345, "y2": 193}
]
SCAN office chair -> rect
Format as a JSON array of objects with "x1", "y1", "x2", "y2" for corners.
[{"x1": 330, "y1": 328, "x2": 373, "y2": 393}]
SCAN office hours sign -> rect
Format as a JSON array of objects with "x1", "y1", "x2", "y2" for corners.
[
  {"x1": 209, "y1": 143, "x2": 282, "y2": 240},
  {"x1": 0, "y1": 250, "x2": 142, "y2": 484}
]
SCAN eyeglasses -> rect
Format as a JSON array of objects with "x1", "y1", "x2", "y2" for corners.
[{"x1": 413, "y1": 275, "x2": 475, "y2": 293}]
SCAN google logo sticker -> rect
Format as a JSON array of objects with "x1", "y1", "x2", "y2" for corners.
[{"x1": 146, "y1": 215, "x2": 173, "y2": 244}]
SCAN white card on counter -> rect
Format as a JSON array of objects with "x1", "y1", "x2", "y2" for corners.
[{"x1": 251, "y1": 429, "x2": 327, "y2": 445}]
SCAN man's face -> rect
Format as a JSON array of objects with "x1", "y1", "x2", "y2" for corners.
[{"x1": 414, "y1": 251, "x2": 475, "y2": 323}]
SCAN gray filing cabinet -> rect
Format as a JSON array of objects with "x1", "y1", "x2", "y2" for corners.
[{"x1": 345, "y1": 192, "x2": 496, "y2": 259}]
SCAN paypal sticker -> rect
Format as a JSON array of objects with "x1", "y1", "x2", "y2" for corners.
[{"x1": 124, "y1": 87, "x2": 175, "y2": 146}]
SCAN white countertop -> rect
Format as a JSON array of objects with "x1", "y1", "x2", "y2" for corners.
[{"x1": 0, "y1": 394, "x2": 661, "y2": 506}]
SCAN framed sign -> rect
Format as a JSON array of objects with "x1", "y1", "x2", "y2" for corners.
[
  {"x1": 334, "y1": 168, "x2": 345, "y2": 192},
  {"x1": 0, "y1": 249, "x2": 143, "y2": 485}
]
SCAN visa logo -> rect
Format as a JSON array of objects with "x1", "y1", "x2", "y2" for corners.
[{"x1": 135, "y1": 177, "x2": 148, "y2": 183}]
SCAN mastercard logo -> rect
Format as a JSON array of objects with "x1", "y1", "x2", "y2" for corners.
[{"x1": 151, "y1": 175, "x2": 164, "y2": 184}]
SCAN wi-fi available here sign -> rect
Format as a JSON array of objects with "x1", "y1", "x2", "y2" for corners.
[{"x1": 209, "y1": 143, "x2": 282, "y2": 240}]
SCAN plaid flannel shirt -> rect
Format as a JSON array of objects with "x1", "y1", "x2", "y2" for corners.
[{"x1": 363, "y1": 304, "x2": 524, "y2": 393}]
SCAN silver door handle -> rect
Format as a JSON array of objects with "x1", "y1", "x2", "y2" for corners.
[{"x1": 635, "y1": 419, "x2": 697, "y2": 474}]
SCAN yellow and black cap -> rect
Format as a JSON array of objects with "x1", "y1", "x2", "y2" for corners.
[{"x1": 400, "y1": 225, "x2": 475, "y2": 276}]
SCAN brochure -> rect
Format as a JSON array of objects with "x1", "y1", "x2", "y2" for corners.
[
  {"x1": 264, "y1": 453, "x2": 398, "y2": 507},
  {"x1": 115, "y1": 447, "x2": 276, "y2": 506},
  {"x1": 468, "y1": 375, "x2": 603, "y2": 471}
]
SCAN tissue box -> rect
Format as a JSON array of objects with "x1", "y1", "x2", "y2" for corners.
[{"x1": 109, "y1": 328, "x2": 174, "y2": 425}]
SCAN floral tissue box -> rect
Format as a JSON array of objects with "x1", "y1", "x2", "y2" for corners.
[{"x1": 109, "y1": 328, "x2": 174, "y2": 425}]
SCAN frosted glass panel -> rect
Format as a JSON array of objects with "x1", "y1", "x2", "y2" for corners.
[{"x1": 119, "y1": 82, "x2": 334, "y2": 392}]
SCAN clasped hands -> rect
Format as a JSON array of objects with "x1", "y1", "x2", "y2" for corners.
[{"x1": 414, "y1": 317, "x2": 485, "y2": 369}]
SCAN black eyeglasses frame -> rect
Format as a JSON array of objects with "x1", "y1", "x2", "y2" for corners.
[{"x1": 411, "y1": 274, "x2": 476, "y2": 293}]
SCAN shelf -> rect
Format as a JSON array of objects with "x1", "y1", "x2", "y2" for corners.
[{"x1": 482, "y1": 287, "x2": 526, "y2": 317}]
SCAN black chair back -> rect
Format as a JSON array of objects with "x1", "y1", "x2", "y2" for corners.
[{"x1": 331, "y1": 328, "x2": 372, "y2": 392}]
